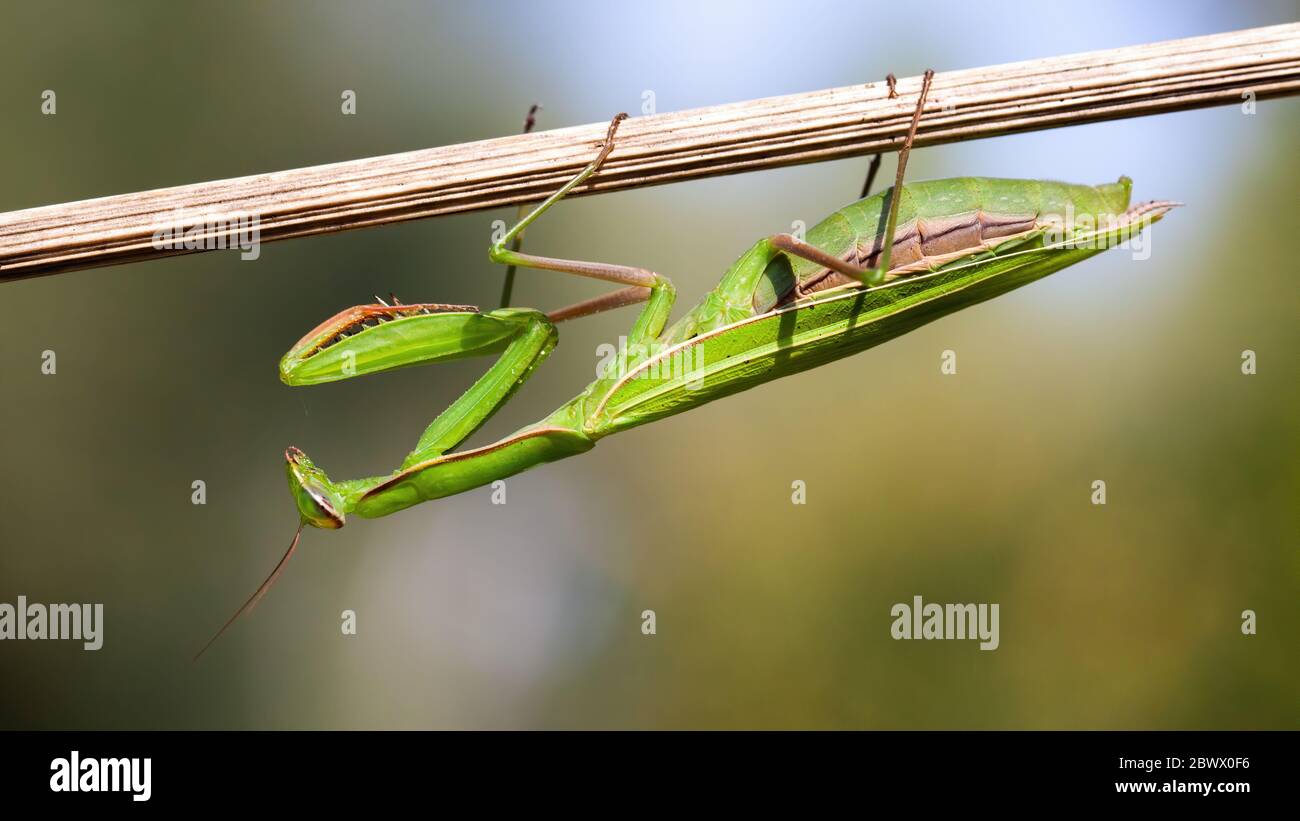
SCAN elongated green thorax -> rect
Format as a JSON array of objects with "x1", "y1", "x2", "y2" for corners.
[{"x1": 748, "y1": 176, "x2": 1136, "y2": 313}]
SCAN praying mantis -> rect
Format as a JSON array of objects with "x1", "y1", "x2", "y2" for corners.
[{"x1": 197, "y1": 71, "x2": 1178, "y2": 657}]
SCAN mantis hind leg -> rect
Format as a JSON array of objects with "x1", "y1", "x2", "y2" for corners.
[
  {"x1": 775, "y1": 69, "x2": 935, "y2": 297},
  {"x1": 871, "y1": 69, "x2": 935, "y2": 284},
  {"x1": 858, "y1": 74, "x2": 898, "y2": 199}
]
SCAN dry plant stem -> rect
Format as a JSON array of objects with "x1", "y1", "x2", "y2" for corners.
[{"x1": 1, "y1": 23, "x2": 1298, "y2": 282}]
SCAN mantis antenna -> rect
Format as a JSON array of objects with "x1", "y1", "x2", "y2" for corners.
[{"x1": 194, "y1": 523, "x2": 305, "y2": 661}]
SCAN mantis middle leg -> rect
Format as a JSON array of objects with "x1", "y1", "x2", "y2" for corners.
[{"x1": 488, "y1": 113, "x2": 677, "y2": 348}]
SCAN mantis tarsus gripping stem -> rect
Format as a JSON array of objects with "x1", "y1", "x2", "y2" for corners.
[{"x1": 859, "y1": 73, "x2": 899, "y2": 199}]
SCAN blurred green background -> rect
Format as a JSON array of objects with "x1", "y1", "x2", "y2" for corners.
[{"x1": 1, "y1": 1, "x2": 1296, "y2": 729}]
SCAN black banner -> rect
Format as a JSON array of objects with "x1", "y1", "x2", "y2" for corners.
[{"x1": 0, "y1": 730, "x2": 1287, "y2": 807}]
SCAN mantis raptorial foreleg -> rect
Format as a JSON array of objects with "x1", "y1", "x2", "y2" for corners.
[
  {"x1": 196, "y1": 305, "x2": 559, "y2": 659},
  {"x1": 402, "y1": 309, "x2": 557, "y2": 466},
  {"x1": 197, "y1": 112, "x2": 670, "y2": 658}
]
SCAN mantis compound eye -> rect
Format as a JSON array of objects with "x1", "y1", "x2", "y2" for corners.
[{"x1": 284, "y1": 447, "x2": 345, "y2": 529}]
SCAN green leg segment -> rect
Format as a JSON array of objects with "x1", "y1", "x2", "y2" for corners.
[{"x1": 403, "y1": 309, "x2": 557, "y2": 467}]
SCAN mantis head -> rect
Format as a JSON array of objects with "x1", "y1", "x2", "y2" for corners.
[{"x1": 285, "y1": 446, "x2": 345, "y2": 529}]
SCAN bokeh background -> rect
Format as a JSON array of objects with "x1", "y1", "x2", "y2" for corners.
[{"x1": 0, "y1": 0, "x2": 1295, "y2": 729}]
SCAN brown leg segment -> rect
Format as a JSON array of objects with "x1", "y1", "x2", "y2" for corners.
[
  {"x1": 769, "y1": 233, "x2": 868, "y2": 282},
  {"x1": 860, "y1": 74, "x2": 899, "y2": 199},
  {"x1": 873, "y1": 69, "x2": 934, "y2": 282},
  {"x1": 546, "y1": 285, "x2": 651, "y2": 323},
  {"x1": 783, "y1": 70, "x2": 935, "y2": 297},
  {"x1": 489, "y1": 113, "x2": 663, "y2": 295}
]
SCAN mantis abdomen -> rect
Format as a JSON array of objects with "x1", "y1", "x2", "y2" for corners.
[
  {"x1": 750, "y1": 176, "x2": 1135, "y2": 313},
  {"x1": 595, "y1": 176, "x2": 1165, "y2": 434}
]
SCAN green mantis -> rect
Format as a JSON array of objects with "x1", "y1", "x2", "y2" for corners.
[{"x1": 197, "y1": 71, "x2": 1177, "y2": 656}]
